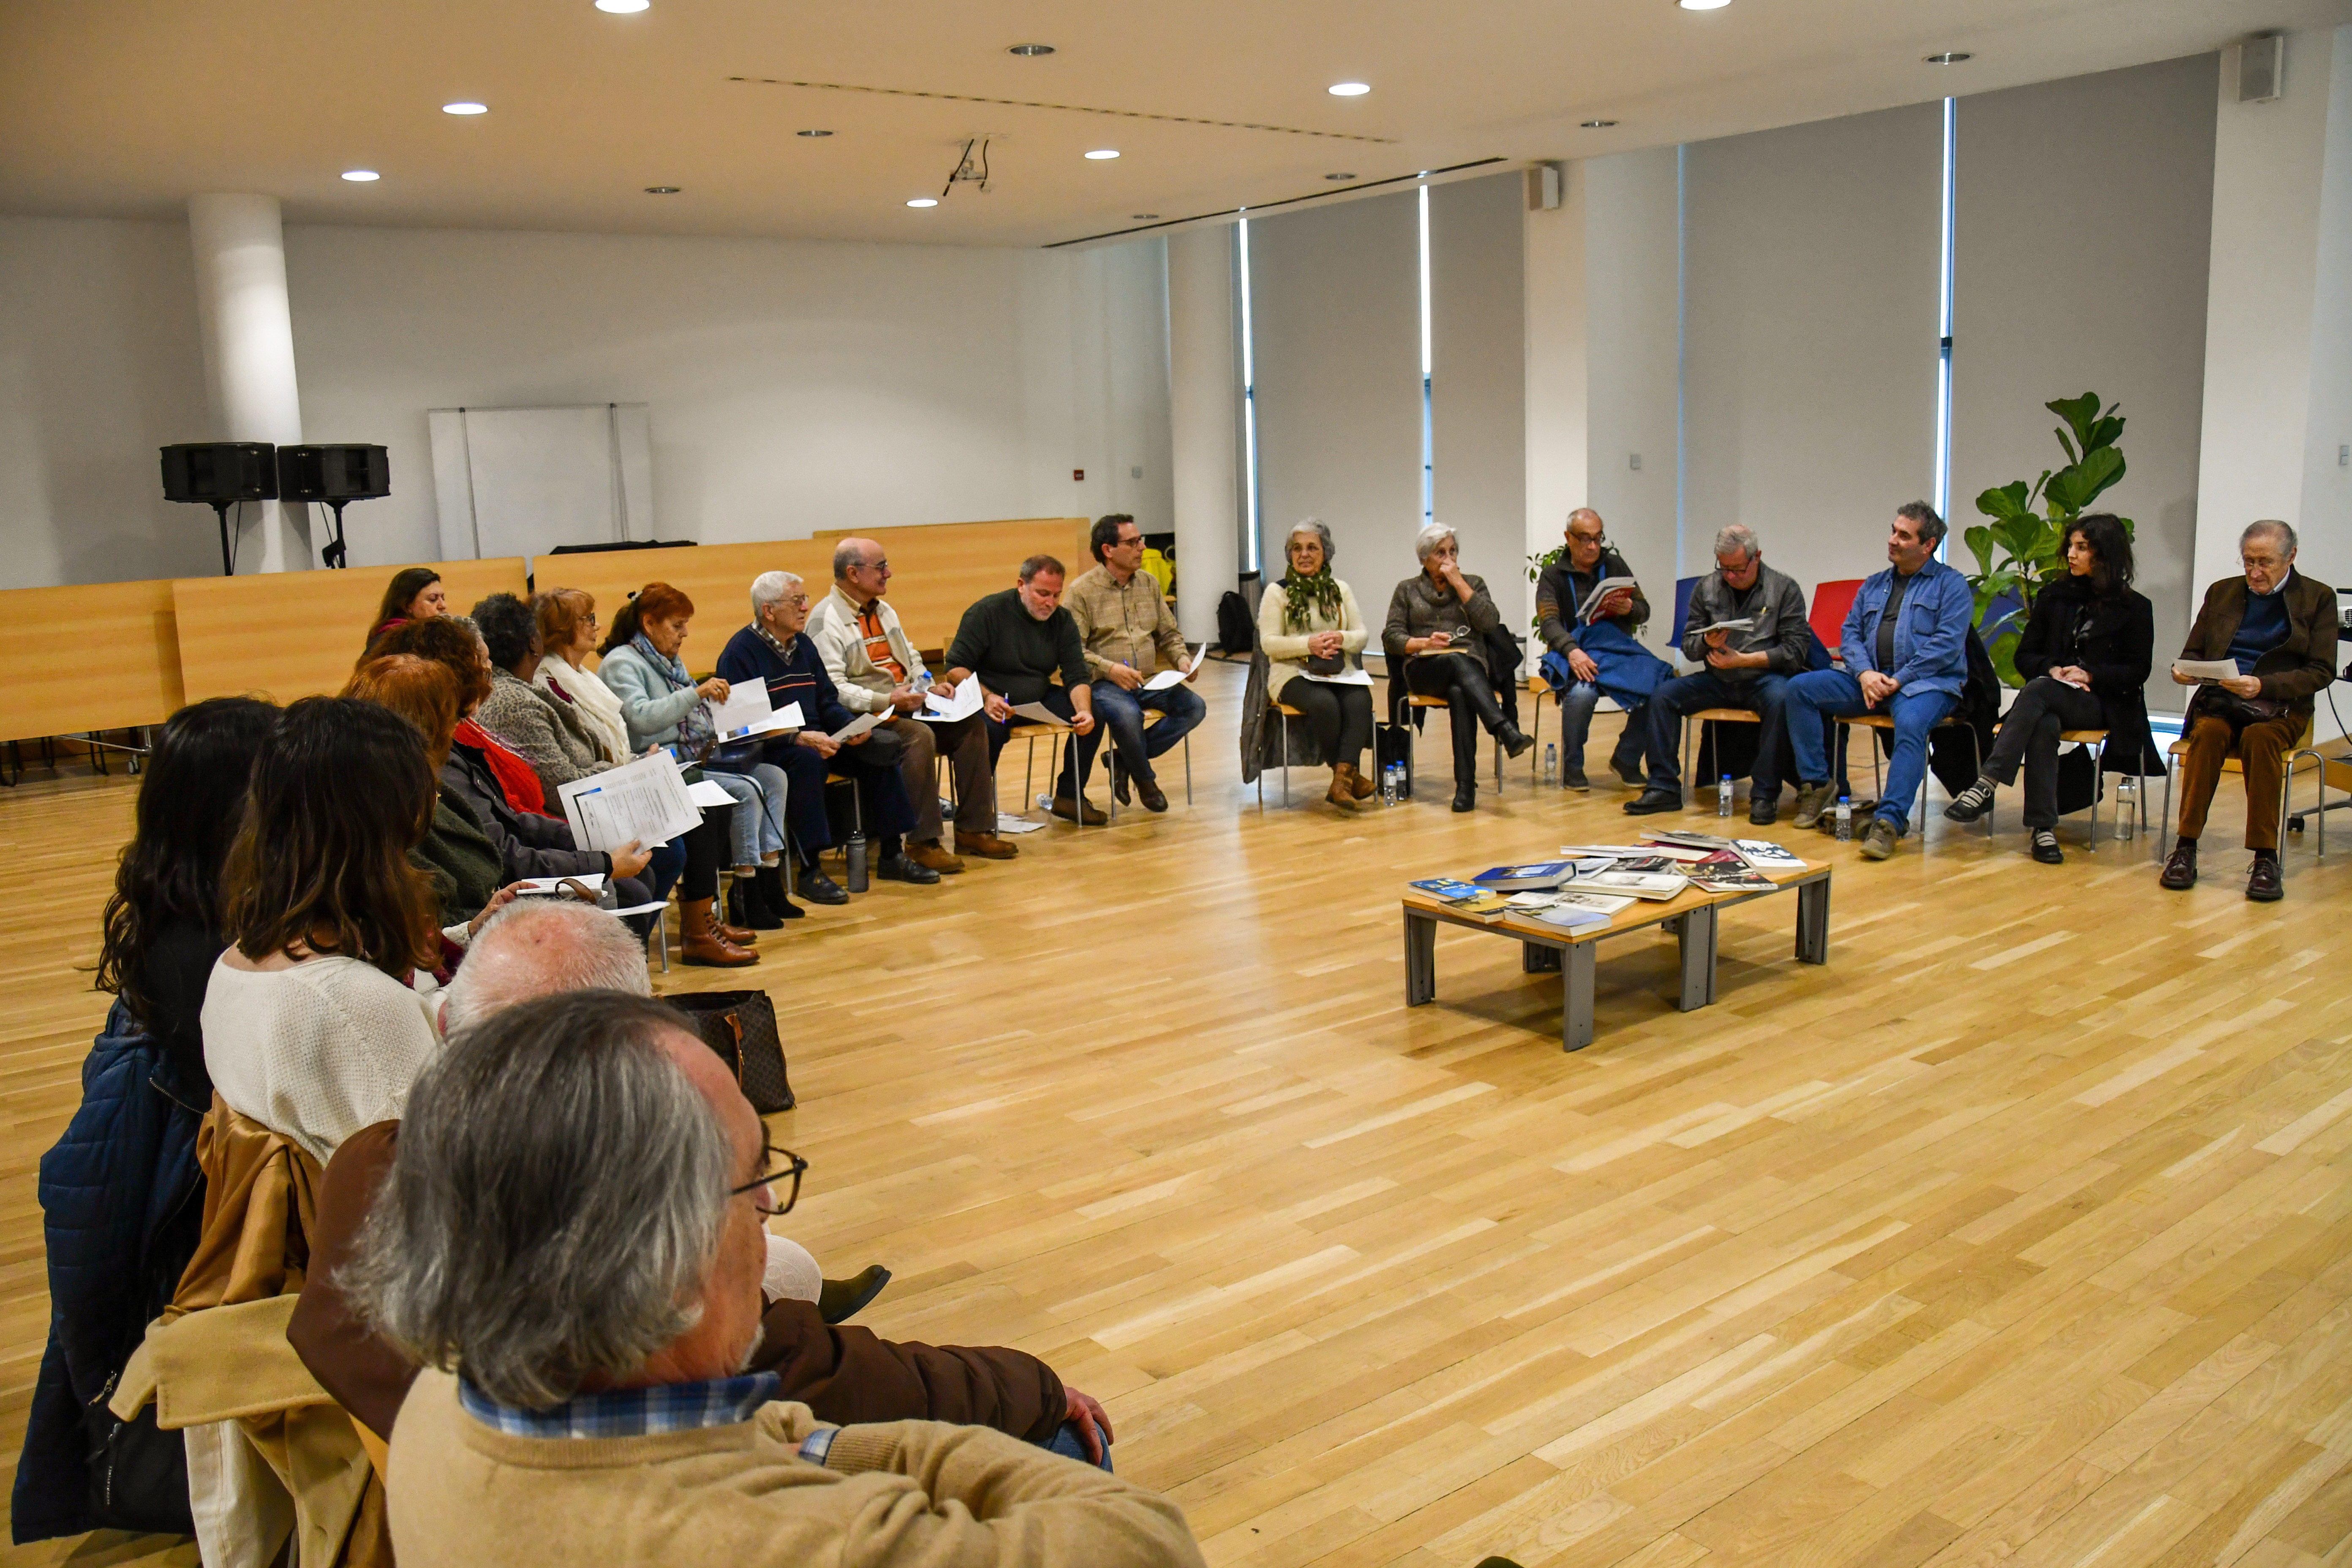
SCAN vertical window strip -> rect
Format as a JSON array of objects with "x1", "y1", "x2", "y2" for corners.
[
  {"x1": 1237, "y1": 218, "x2": 1262, "y2": 576},
  {"x1": 1674, "y1": 144, "x2": 1688, "y2": 581},
  {"x1": 1418, "y1": 184, "x2": 1435, "y2": 527},
  {"x1": 1934, "y1": 95, "x2": 1957, "y2": 536}
]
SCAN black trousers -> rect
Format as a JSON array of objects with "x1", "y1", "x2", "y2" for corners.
[
  {"x1": 1984, "y1": 676, "x2": 2105, "y2": 829},
  {"x1": 680, "y1": 811, "x2": 727, "y2": 900},
  {"x1": 1277, "y1": 675, "x2": 1374, "y2": 768},
  {"x1": 1405, "y1": 654, "x2": 1507, "y2": 785}
]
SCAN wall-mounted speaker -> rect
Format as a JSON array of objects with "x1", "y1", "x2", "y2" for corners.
[
  {"x1": 1527, "y1": 163, "x2": 1564, "y2": 212},
  {"x1": 277, "y1": 444, "x2": 390, "y2": 503},
  {"x1": 2240, "y1": 34, "x2": 2284, "y2": 103},
  {"x1": 160, "y1": 442, "x2": 277, "y2": 504}
]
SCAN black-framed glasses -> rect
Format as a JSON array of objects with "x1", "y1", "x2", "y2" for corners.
[{"x1": 730, "y1": 1143, "x2": 808, "y2": 1217}]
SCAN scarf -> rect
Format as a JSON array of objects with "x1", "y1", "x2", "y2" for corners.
[
  {"x1": 536, "y1": 655, "x2": 630, "y2": 763},
  {"x1": 1279, "y1": 565, "x2": 1343, "y2": 634},
  {"x1": 454, "y1": 718, "x2": 551, "y2": 816},
  {"x1": 634, "y1": 633, "x2": 714, "y2": 751}
]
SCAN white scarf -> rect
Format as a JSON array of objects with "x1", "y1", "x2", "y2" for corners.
[{"x1": 535, "y1": 654, "x2": 631, "y2": 764}]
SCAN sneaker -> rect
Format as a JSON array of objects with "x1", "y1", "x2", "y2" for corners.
[
  {"x1": 1791, "y1": 781, "x2": 1837, "y2": 830},
  {"x1": 1858, "y1": 817, "x2": 1899, "y2": 860},
  {"x1": 2159, "y1": 841, "x2": 2197, "y2": 890},
  {"x1": 2247, "y1": 855, "x2": 2283, "y2": 902},
  {"x1": 1623, "y1": 787, "x2": 1681, "y2": 816},
  {"x1": 1560, "y1": 764, "x2": 1591, "y2": 792},
  {"x1": 877, "y1": 852, "x2": 941, "y2": 885},
  {"x1": 1613, "y1": 757, "x2": 1647, "y2": 788},
  {"x1": 2030, "y1": 828, "x2": 2063, "y2": 864},
  {"x1": 1944, "y1": 776, "x2": 1996, "y2": 824},
  {"x1": 1748, "y1": 791, "x2": 1779, "y2": 827}
]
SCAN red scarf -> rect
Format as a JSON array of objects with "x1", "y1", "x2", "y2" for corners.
[{"x1": 455, "y1": 718, "x2": 553, "y2": 816}]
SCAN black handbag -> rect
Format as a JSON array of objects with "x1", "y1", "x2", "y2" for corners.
[
  {"x1": 2054, "y1": 743, "x2": 2102, "y2": 815},
  {"x1": 667, "y1": 990, "x2": 795, "y2": 1113},
  {"x1": 1306, "y1": 650, "x2": 1344, "y2": 677}
]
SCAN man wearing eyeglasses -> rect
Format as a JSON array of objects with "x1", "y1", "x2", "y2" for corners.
[
  {"x1": 1534, "y1": 508, "x2": 1667, "y2": 791},
  {"x1": 2160, "y1": 520, "x2": 2337, "y2": 901},
  {"x1": 343, "y1": 993, "x2": 1195, "y2": 1568}
]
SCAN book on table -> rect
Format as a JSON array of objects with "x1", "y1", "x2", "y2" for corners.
[
  {"x1": 1731, "y1": 838, "x2": 1807, "y2": 869},
  {"x1": 1405, "y1": 878, "x2": 1515, "y2": 920},
  {"x1": 1529, "y1": 891, "x2": 1639, "y2": 930},
  {"x1": 1641, "y1": 829, "x2": 1741, "y2": 852},
  {"x1": 1472, "y1": 860, "x2": 1579, "y2": 891},
  {"x1": 1686, "y1": 852, "x2": 1777, "y2": 893},
  {"x1": 1576, "y1": 869, "x2": 1690, "y2": 901}
]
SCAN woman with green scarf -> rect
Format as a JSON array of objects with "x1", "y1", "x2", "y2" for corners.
[{"x1": 1258, "y1": 518, "x2": 1375, "y2": 807}]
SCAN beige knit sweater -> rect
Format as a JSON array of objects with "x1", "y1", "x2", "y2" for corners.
[{"x1": 388, "y1": 1370, "x2": 1205, "y2": 1568}]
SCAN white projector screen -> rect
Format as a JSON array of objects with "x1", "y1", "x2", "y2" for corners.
[{"x1": 428, "y1": 403, "x2": 654, "y2": 562}]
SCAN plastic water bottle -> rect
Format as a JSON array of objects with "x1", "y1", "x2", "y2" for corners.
[
  {"x1": 1834, "y1": 795, "x2": 1853, "y2": 842},
  {"x1": 1380, "y1": 765, "x2": 1398, "y2": 807},
  {"x1": 1718, "y1": 773, "x2": 1734, "y2": 817},
  {"x1": 1543, "y1": 743, "x2": 1557, "y2": 786}
]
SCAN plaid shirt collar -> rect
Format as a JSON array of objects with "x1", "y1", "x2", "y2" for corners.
[
  {"x1": 755, "y1": 622, "x2": 799, "y2": 662},
  {"x1": 458, "y1": 1370, "x2": 781, "y2": 1440}
]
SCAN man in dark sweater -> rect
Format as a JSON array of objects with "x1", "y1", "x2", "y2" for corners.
[
  {"x1": 1625, "y1": 523, "x2": 1815, "y2": 824},
  {"x1": 1534, "y1": 508, "x2": 1663, "y2": 789},
  {"x1": 2161, "y1": 520, "x2": 2338, "y2": 902},
  {"x1": 943, "y1": 554, "x2": 1102, "y2": 825}
]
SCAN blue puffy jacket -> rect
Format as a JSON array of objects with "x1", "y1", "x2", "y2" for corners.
[{"x1": 13, "y1": 1001, "x2": 207, "y2": 1542}]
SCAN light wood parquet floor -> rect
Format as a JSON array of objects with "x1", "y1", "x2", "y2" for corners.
[{"x1": 5, "y1": 659, "x2": 2352, "y2": 1567}]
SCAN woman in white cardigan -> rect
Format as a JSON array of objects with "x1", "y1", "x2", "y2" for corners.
[
  {"x1": 201, "y1": 696, "x2": 448, "y2": 1167},
  {"x1": 1257, "y1": 518, "x2": 1374, "y2": 807}
]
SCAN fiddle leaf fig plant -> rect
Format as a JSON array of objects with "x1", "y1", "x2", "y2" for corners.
[{"x1": 1963, "y1": 392, "x2": 2134, "y2": 686}]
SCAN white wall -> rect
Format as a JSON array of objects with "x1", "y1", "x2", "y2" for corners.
[
  {"x1": 1167, "y1": 225, "x2": 1239, "y2": 646},
  {"x1": 0, "y1": 216, "x2": 1172, "y2": 585},
  {"x1": 1524, "y1": 162, "x2": 1589, "y2": 660},
  {"x1": 1430, "y1": 173, "x2": 1529, "y2": 637},
  {"x1": 2299, "y1": 29, "x2": 2352, "y2": 602}
]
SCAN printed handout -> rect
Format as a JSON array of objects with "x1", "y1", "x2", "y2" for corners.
[
  {"x1": 555, "y1": 751, "x2": 703, "y2": 853},
  {"x1": 704, "y1": 679, "x2": 771, "y2": 736},
  {"x1": 1144, "y1": 645, "x2": 1207, "y2": 690},
  {"x1": 920, "y1": 679, "x2": 985, "y2": 723}
]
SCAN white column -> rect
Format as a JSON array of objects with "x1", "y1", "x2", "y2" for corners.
[
  {"x1": 1168, "y1": 225, "x2": 1240, "y2": 646},
  {"x1": 1524, "y1": 162, "x2": 1590, "y2": 663},
  {"x1": 188, "y1": 193, "x2": 308, "y2": 572}
]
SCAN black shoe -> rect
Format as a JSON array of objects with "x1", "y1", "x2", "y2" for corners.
[
  {"x1": 2247, "y1": 854, "x2": 2283, "y2": 902},
  {"x1": 1613, "y1": 757, "x2": 1647, "y2": 788},
  {"x1": 798, "y1": 866, "x2": 849, "y2": 905},
  {"x1": 1944, "y1": 776, "x2": 1996, "y2": 824},
  {"x1": 1112, "y1": 771, "x2": 1131, "y2": 806},
  {"x1": 818, "y1": 1265, "x2": 892, "y2": 1325},
  {"x1": 1560, "y1": 765, "x2": 1590, "y2": 791},
  {"x1": 1623, "y1": 788, "x2": 1680, "y2": 816},
  {"x1": 2159, "y1": 841, "x2": 2197, "y2": 890},
  {"x1": 1748, "y1": 792, "x2": 1779, "y2": 827},
  {"x1": 1138, "y1": 778, "x2": 1168, "y2": 812},
  {"x1": 1500, "y1": 725, "x2": 1535, "y2": 761},
  {"x1": 877, "y1": 852, "x2": 941, "y2": 885},
  {"x1": 2030, "y1": 828, "x2": 2063, "y2": 864},
  {"x1": 755, "y1": 864, "x2": 804, "y2": 920},
  {"x1": 1452, "y1": 783, "x2": 1476, "y2": 812}
]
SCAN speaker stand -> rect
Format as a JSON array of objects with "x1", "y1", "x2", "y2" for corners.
[
  {"x1": 212, "y1": 500, "x2": 237, "y2": 576},
  {"x1": 320, "y1": 499, "x2": 349, "y2": 569}
]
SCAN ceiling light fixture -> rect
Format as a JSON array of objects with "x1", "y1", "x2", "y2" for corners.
[
  {"x1": 341, "y1": 169, "x2": 381, "y2": 182},
  {"x1": 643, "y1": 185, "x2": 681, "y2": 194},
  {"x1": 442, "y1": 101, "x2": 488, "y2": 115},
  {"x1": 1328, "y1": 82, "x2": 1371, "y2": 97},
  {"x1": 796, "y1": 128, "x2": 833, "y2": 137},
  {"x1": 906, "y1": 197, "x2": 938, "y2": 207},
  {"x1": 1581, "y1": 119, "x2": 1617, "y2": 128},
  {"x1": 1677, "y1": 0, "x2": 1731, "y2": 10},
  {"x1": 1007, "y1": 42, "x2": 1055, "y2": 57},
  {"x1": 1925, "y1": 51, "x2": 1972, "y2": 63},
  {"x1": 594, "y1": 0, "x2": 649, "y2": 11},
  {"x1": 1084, "y1": 148, "x2": 1119, "y2": 160}
]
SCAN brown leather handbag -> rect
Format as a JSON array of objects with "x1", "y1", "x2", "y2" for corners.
[{"x1": 667, "y1": 990, "x2": 795, "y2": 1113}]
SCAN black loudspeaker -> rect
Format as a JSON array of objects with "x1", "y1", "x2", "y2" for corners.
[
  {"x1": 276, "y1": 444, "x2": 390, "y2": 570},
  {"x1": 160, "y1": 443, "x2": 277, "y2": 504},
  {"x1": 276, "y1": 444, "x2": 389, "y2": 502}
]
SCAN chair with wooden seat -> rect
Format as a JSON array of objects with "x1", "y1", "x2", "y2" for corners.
[
  {"x1": 1261, "y1": 700, "x2": 1307, "y2": 808},
  {"x1": 1007, "y1": 716, "x2": 1088, "y2": 830},
  {"x1": 1100, "y1": 709, "x2": 1192, "y2": 822},
  {"x1": 1401, "y1": 693, "x2": 1505, "y2": 798},
  {"x1": 1834, "y1": 712, "x2": 1985, "y2": 833},
  {"x1": 2159, "y1": 716, "x2": 2313, "y2": 856},
  {"x1": 1678, "y1": 708, "x2": 1761, "y2": 810}
]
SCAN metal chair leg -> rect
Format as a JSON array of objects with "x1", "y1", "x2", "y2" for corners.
[{"x1": 2160, "y1": 750, "x2": 2176, "y2": 855}]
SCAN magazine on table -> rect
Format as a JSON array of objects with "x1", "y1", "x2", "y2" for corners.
[
  {"x1": 1576, "y1": 869, "x2": 1689, "y2": 901},
  {"x1": 1405, "y1": 877, "x2": 1513, "y2": 920},
  {"x1": 1732, "y1": 839, "x2": 1807, "y2": 869},
  {"x1": 1686, "y1": 852, "x2": 1777, "y2": 893},
  {"x1": 1472, "y1": 860, "x2": 1580, "y2": 891},
  {"x1": 1530, "y1": 891, "x2": 1639, "y2": 929}
]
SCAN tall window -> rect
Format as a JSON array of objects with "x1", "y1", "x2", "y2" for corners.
[
  {"x1": 1418, "y1": 184, "x2": 1435, "y2": 526},
  {"x1": 1236, "y1": 218, "x2": 1262, "y2": 575},
  {"x1": 1934, "y1": 96, "x2": 1957, "y2": 531}
]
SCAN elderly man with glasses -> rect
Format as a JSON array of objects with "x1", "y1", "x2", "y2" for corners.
[
  {"x1": 1534, "y1": 508, "x2": 1670, "y2": 791},
  {"x1": 2160, "y1": 520, "x2": 2338, "y2": 901},
  {"x1": 341, "y1": 991, "x2": 1195, "y2": 1568}
]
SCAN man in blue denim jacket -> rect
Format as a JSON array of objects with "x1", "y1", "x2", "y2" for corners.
[{"x1": 1783, "y1": 502, "x2": 1971, "y2": 859}]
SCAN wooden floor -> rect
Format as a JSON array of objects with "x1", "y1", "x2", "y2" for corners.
[{"x1": 8, "y1": 659, "x2": 2352, "y2": 1568}]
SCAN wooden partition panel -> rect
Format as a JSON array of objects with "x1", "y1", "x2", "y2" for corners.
[
  {"x1": 173, "y1": 559, "x2": 530, "y2": 704},
  {"x1": 534, "y1": 542, "x2": 830, "y2": 677},
  {"x1": 0, "y1": 579, "x2": 185, "y2": 739},
  {"x1": 807, "y1": 518, "x2": 1091, "y2": 654}
]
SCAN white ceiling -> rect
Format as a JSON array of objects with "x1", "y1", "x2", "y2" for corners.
[{"x1": 4, "y1": 0, "x2": 2347, "y2": 248}]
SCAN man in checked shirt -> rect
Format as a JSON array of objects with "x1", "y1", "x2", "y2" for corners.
[{"x1": 1062, "y1": 514, "x2": 1203, "y2": 813}]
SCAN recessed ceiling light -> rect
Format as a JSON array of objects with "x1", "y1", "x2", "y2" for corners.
[
  {"x1": 1084, "y1": 149, "x2": 1120, "y2": 160},
  {"x1": 643, "y1": 185, "x2": 681, "y2": 194},
  {"x1": 1581, "y1": 120, "x2": 1618, "y2": 128},
  {"x1": 1328, "y1": 82, "x2": 1371, "y2": 97},
  {"x1": 594, "y1": 0, "x2": 649, "y2": 11},
  {"x1": 1132, "y1": 214, "x2": 1160, "y2": 220},
  {"x1": 442, "y1": 101, "x2": 488, "y2": 115},
  {"x1": 1925, "y1": 51, "x2": 1972, "y2": 64},
  {"x1": 1325, "y1": 172, "x2": 1356, "y2": 181},
  {"x1": 796, "y1": 128, "x2": 833, "y2": 138},
  {"x1": 906, "y1": 197, "x2": 939, "y2": 208},
  {"x1": 1007, "y1": 42, "x2": 1055, "y2": 57},
  {"x1": 1677, "y1": 0, "x2": 1731, "y2": 9},
  {"x1": 341, "y1": 169, "x2": 381, "y2": 182}
]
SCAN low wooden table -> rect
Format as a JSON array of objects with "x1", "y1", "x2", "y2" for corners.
[{"x1": 1401, "y1": 863, "x2": 1832, "y2": 1051}]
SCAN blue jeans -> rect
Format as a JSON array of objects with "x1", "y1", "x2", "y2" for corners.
[
  {"x1": 698, "y1": 763, "x2": 788, "y2": 865},
  {"x1": 1083, "y1": 679, "x2": 1206, "y2": 789},
  {"x1": 1043, "y1": 1421, "x2": 1113, "y2": 1472},
  {"x1": 1644, "y1": 671, "x2": 1791, "y2": 795},
  {"x1": 1783, "y1": 670, "x2": 1955, "y2": 833},
  {"x1": 1553, "y1": 683, "x2": 1649, "y2": 773}
]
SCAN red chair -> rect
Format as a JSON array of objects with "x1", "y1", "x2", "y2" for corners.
[{"x1": 1808, "y1": 578, "x2": 1865, "y2": 661}]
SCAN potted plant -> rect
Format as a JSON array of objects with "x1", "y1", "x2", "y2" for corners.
[{"x1": 1963, "y1": 392, "x2": 2135, "y2": 686}]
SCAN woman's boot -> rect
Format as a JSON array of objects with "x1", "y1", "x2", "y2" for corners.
[
  {"x1": 754, "y1": 864, "x2": 803, "y2": 921},
  {"x1": 730, "y1": 870, "x2": 785, "y2": 931},
  {"x1": 1327, "y1": 762, "x2": 1361, "y2": 807},
  {"x1": 716, "y1": 877, "x2": 759, "y2": 944},
  {"x1": 682, "y1": 897, "x2": 757, "y2": 967}
]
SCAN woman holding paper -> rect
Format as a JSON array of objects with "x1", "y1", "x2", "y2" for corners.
[
  {"x1": 1943, "y1": 513, "x2": 2159, "y2": 862},
  {"x1": 1383, "y1": 523, "x2": 1534, "y2": 812},
  {"x1": 1257, "y1": 519, "x2": 1375, "y2": 808},
  {"x1": 599, "y1": 584, "x2": 800, "y2": 920}
]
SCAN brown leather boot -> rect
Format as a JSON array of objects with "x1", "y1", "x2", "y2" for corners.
[
  {"x1": 1327, "y1": 762, "x2": 1361, "y2": 807},
  {"x1": 682, "y1": 897, "x2": 757, "y2": 967},
  {"x1": 1349, "y1": 764, "x2": 1376, "y2": 800}
]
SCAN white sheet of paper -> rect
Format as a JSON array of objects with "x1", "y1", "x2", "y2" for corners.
[
  {"x1": 2172, "y1": 658, "x2": 2241, "y2": 683},
  {"x1": 922, "y1": 680, "x2": 985, "y2": 722},
  {"x1": 992, "y1": 813, "x2": 1048, "y2": 834},
  {"x1": 719, "y1": 701, "x2": 804, "y2": 740},
  {"x1": 1304, "y1": 667, "x2": 1374, "y2": 686},
  {"x1": 704, "y1": 679, "x2": 771, "y2": 736},
  {"x1": 686, "y1": 779, "x2": 738, "y2": 809},
  {"x1": 1010, "y1": 701, "x2": 1065, "y2": 726},
  {"x1": 607, "y1": 900, "x2": 670, "y2": 918},
  {"x1": 1143, "y1": 645, "x2": 1207, "y2": 690},
  {"x1": 830, "y1": 710, "x2": 887, "y2": 743},
  {"x1": 555, "y1": 751, "x2": 702, "y2": 853},
  {"x1": 514, "y1": 873, "x2": 607, "y2": 896}
]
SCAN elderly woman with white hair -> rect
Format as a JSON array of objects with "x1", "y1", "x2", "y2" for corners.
[
  {"x1": 715, "y1": 570, "x2": 938, "y2": 899},
  {"x1": 1382, "y1": 523, "x2": 1533, "y2": 811},
  {"x1": 1258, "y1": 518, "x2": 1376, "y2": 807}
]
